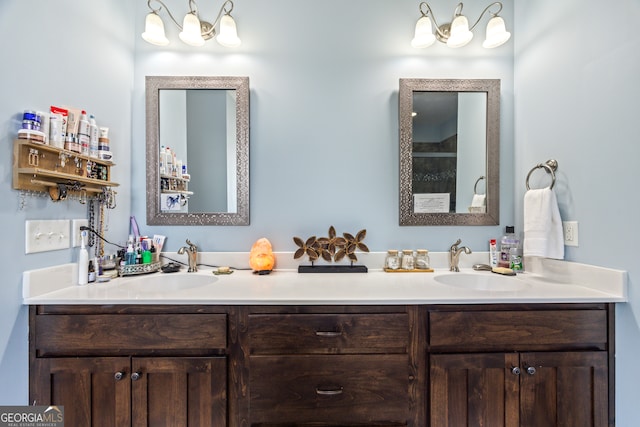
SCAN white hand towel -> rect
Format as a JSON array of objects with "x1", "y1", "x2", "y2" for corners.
[
  {"x1": 471, "y1": 194, "x2": 486, "y2": 207},
  {"x1": 523, "y1": 188, "x2": 564, "y2": 259}
]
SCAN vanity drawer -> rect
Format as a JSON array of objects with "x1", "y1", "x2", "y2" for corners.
[
  {"x1": 248, "y1": 313, "x2": 409, "y2": 354},
  {"x1": 249, "y1": 354, "x2": 409, "y2": 424},
  {"x1": 429, "y1": 308, "x2": 608, "y2": 351},
  {"x1": 34, "y1": 314, "x2": 227, "y2": 356}
]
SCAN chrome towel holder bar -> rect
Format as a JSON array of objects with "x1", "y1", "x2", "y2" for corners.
[{"x1": 525, "y1": 159, "x2": 558, "y2": 190}]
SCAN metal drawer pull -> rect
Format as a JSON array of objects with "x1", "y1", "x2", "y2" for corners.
[
  {"x1": 131, "y1": 372, "x2": 142, "y2": 381},
  {"x1": 511, "y1": 366, "x2": 521, "y2": 376},
  {"x1": 526, "y1": 366, "x2": 537, "y2": 375},
  {"x1": 315, "y1": 331, "x2": 342, "y2": 337},
  {"x1": 316, "y1": 386, "x2": 344, "y2": 396},
  {"x1": 114, "y1": 371, "x2": 124, "y2": 381}
]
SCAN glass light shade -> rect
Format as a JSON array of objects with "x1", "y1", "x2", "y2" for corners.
[
  {"x1": 216, "y1": 14, "x2": 241, "y2": 47},
  {"x1": 447, "y1": 15, "x2": 473, "y2": 48},
  {"x1": 482, "y1": 16, "x2": 511, "y2": 48},
  {"x1": 179, "y1": 13, "x2": 205, "y2": 46},
  {"x1": 411, "y1": 16, "x2": 436, "y2": 48},
  {"x1": 142, "y1": 12, "x2": 169, "y2": 46}
]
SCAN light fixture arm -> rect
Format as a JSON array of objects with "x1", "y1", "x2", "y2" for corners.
[
  {"x1": 416, "y1": 1, "x2": 506, "y2": 45},
  {"x1": 146, "y1": 0, "x2": 235, "y2": 40},
  {"x1": 147, "y1": 0, "x2": 185, "y2": 30},
  {"x1": 466, "y1": 2, "x2": 504, "y2": 32},
  {"x1": 418, "y1": 2, "x2": 447, "y2": 40},
  {"x1": 200, "y1": 0, "x2": 235, "y2": 40}
]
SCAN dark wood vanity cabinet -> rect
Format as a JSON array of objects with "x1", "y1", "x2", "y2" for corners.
[
  {"x1": 428, "y1": 304, "x2": 614, "y2": 427},
  {"x1": 241, "y1": 306, "x2": 425, "y2": 427},
  {"x1": 29, "y1": 305, "x2": 228, "y2": 427},
  {"x1": 29, "y1": 303, "x2": 614, "y2": 427}
]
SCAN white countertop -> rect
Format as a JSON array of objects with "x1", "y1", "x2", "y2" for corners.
[{"x1": 22, "y1": 253, "x2": 627, "y2": 305}]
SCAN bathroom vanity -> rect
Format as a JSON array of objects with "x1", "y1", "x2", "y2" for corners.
[{"x1": 24, "y1": 261, "x2": 625, "y2": 427}]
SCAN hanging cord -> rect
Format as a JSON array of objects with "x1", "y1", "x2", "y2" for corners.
[{"x1": 80, "y1": 226, "x2": 126, "y2": 250}]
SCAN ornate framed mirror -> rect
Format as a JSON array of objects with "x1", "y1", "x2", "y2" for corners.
[
  {"x1": 399, "y1": 78, "x2": 500, "y2": 226},
  {"x1": 146, "y1": 76, "x2": 249, "y2": 225}
]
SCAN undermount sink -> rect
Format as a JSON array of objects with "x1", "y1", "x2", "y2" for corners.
[
  {"x1": 434, "y1": 273, "x2": 530, "y2": 292},
  {"x1": 121, "y1": 273, "x2": 217, "y2": 295}
]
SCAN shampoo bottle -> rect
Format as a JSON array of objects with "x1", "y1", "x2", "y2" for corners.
[{"x1": 78, "y1": 230, "x2": 89, "y2": 285}]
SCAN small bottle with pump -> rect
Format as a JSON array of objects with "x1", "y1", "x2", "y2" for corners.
[
  {"x1": 78, "y1": 230, "x2": 89, "y2": 285},
  {"x1": 125, "y1": 236, "x2": 136, "y2": 265}
]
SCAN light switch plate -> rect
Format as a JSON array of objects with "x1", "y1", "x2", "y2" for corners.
[
  {"x1": 25, "y1": 220, "x2": 71, "y2": 254},
  {"x1": 71, "y1": 219, "x2": 89, "y2": 247}
]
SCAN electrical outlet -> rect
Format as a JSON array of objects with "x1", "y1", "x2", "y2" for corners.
[
  {"x1": 72, "y1": 219, "x2": 89, "y2": 247},
  {"x1": 563, "y1": 221, "x2": 579, "y2": 247}
]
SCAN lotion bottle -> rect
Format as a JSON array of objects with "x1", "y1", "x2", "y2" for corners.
[{"x1": 78, "y1": 230, "x2": 89, "y2": 285}]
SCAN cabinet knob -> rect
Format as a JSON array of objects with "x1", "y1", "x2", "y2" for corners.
[
  {"x1": 315, "y1": 331, "x2": 342, "y2": 337},
  {"x1": 316, "y1": 386, "x2": 344, "y2": 396},
  {"x1": 114, "y1": 371, "x2": 124, "y2": 381},
  {"x1": 511, "y1": 366, "x2": 521, "y2": 376},
  {"x1": 131, "y1": 372, "x2": 142, "y2": 381},
  {"x1": 526, "y1": 366, "x2": 536, "y2": 376}
]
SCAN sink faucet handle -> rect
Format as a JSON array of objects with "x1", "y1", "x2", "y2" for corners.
[
  {"x1": 185, "y1": 239, "x2": 197, "y2": 251},
  {"x1": 450, "y1": 238, "x2": 462, "y2": 250}
]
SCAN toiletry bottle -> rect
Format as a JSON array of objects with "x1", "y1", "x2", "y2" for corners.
[
  {"x1": 126, "y1": 241, "x2": 136, "y2": 265},
  {"x1": 78, "y1": 230, "x2": 89, "y2": 285},
  {"x1": 509, "y1": 247, "x2": 523, "y2": 272},
  {"x1": 489, "y1": 239, "x2": 498, "y2": 267},
  {"x1": 88, "y1": 260, "x2": 96, "y2": 283},
  {"x1": 499, "y1": 226, "x2": 518, "y2": 268},
  {"x1": 78, "y1": 111, "x2": 90, "y2": 156},
  {"x1": 89, "y1": 114, "x2": 99, "y2": 158}
]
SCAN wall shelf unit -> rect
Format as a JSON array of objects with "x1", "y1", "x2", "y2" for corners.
[{"x1": 12, "y1": 139, "x2": 118, "y2": 198}]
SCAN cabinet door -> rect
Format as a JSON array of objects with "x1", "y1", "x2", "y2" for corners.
[
  {"x1": 131, "y1": 357, "x2": 227, "y2": 427},
  {"x1": 519, "y1": 351, "x2": 608, "y2": 427},
  {"x1": 31, "y1": 357, "x2": 131, "y2": 426},
  {"x1": 430, "y1": 353, "x2": 520, "y2": 427}
]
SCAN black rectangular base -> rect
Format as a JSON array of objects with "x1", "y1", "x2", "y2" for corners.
[{"x1": 298, "y1": 265, "x2": 368, "y2": 273}]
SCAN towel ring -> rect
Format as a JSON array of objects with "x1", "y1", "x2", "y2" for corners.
[
  {"x1": 526, "y1": 159, "x2": 558, "y2": 190},
  {"x1": 473, "y1": 176, "x2": 485, "y2": 195}
]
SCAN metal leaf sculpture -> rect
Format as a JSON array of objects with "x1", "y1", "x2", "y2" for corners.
[{"x1": 293, "y1": 226, "x2": 369, "y2": 264}]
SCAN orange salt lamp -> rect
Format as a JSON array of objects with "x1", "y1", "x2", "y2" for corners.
[{"x1": 249, "y1": 238, "x2": 275, "y2": 273}]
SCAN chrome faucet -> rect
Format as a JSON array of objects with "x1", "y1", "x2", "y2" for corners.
[
  {"x1": 449, "y1": 239, "x2": 472, "y2": 272},
  {"x1": 177, "y1": 239, "x2": 198, "y2": 272}
]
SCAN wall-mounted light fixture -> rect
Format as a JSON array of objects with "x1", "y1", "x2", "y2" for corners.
[
  {"x1": 142, "y1": 0, "x2": 241, "y2": 47},
  {"x1": 411, "y1": 2, "x2": 510, "y2": 49}
]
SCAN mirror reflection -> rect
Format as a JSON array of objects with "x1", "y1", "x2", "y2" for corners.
[
  {"x1": 411, "y1": 91, "x2": 487, "y2": 214},
  {"x1": 146, "y1": 76, "x2": 250, "y2": 226},
  {"x1": 399, "y1": 79, "x2": 500, "y2": 226},
  {"x1": 159, "y1": 89, "x2": 238, "y2": 214}
]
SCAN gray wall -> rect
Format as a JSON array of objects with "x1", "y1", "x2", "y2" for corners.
[
  {"x1": 0, "y1": 0, "x2": 135, "y2": 404},
  {"x1": 513, "y1": 0, "x2": 640, "y2": 422}
]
